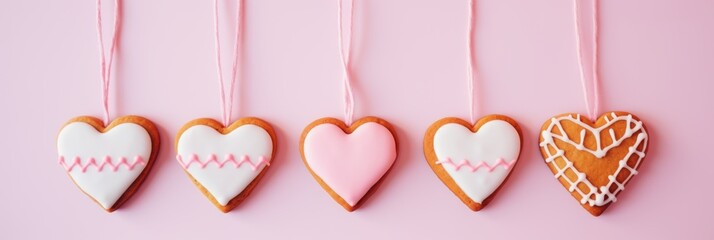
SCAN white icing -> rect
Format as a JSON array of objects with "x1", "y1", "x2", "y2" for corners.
[
  {"x1": 57, "y1": 122, "x2": 152, "y2": 209},
  {"x1": 176, "y1": 124, "x2": 273, "y2": 206},
  {"x1": 540, "y1": 112, "x2": 648, "y2": 206},
  {"x1": 433, "y1": 120, "x2": 521, "y2": 203}
]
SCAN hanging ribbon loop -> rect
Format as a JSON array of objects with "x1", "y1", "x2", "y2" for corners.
[
  {"x1": 96, "y1": 0, "x2": 120, "y2": 125},
  {"x1": 574, "y1": 0, "x2": 601, "y2": 121},
  {"x1": 466, "y1": 0, "x2": 479, "y2": 124},
  {"x1": 213, "y1": 0, "x2": 242, "y2": 126},
  {"x1": 338, "y1": 0, "x2": 355, "y2": 126}
]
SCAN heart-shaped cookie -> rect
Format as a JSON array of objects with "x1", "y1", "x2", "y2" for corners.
[
  {"x1": 175, "y1": 117, "x2": 276, "y2": 212},
  {"x1": 424, "y1": 115, "x2": 522, "y2": 211},
  {"x1": 539, "y1": 111, "x2": 648, "y2": 216},
  {"x1": 57, "y1": 115, "x2": 160, "y2": 212},
  {"x1": 299, "y1": 117, "x2": 398, "y2": 211}
]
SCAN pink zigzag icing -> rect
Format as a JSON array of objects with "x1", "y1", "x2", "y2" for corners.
[
  {"x1": 58, "y1": 156, "x2": 146, "y2": 173},
  {"x1": 176, "y1": 154, "x2": 270, "y2": 171},
  {"x1": 437, "y1": 157, "x2": 516, "y2": 173}
]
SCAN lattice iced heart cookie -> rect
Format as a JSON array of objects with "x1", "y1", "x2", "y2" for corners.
[
  {"x1": 300, "y1": 117, "x2": 398, "y2": 212},
  {"x1": 424, "y1": 115, "x2": 522, "y2": 211},
  {"x1": 57, "y1": 116, "x2": 160, "y2": 212},
  {"x1": 176, "y1": 118, "x2": 276, "y2": 213},
  {"x1": 539, "y1": 111, "x2": 648, "y2": 216}
]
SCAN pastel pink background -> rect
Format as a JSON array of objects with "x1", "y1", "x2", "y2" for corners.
[{"x1": 2, "y1": 0, "x2": 713, "y2": 239}]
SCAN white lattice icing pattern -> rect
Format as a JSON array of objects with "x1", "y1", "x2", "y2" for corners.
[{"x1": 539, "y1": 112, "x2": 648, "y2": 207}]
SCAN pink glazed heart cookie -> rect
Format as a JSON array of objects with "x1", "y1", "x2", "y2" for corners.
[
  {"x1": 424, "y1": 115, "x2": 522, "y2": 211},
  {"x1": 57, "y1": 116, "x2": 160, "y2": 212},
  {"x1": 299, "y1": 117, "x2": 398, "y2": 211},
  {"x1": 175, "y1": 118, "x2": 276, "y2": 213}
]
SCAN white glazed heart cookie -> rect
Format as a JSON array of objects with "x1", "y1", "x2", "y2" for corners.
[
  {"x1": 175, "y1": 117, "x2": 276, "y2": 212},
  {"x1": 57, "y1": 115, "x2": 160, "y2": 212},
  {"x1": 424, "y1": 115, "x2": 522, "y2": 211}
]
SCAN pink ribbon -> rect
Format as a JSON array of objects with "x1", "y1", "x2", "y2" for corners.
[
  {"x1": 338, "y1": 0, "x2": 356, "y2": 126},
  {"x1": 96, "y1": 0, "x2": 120, "y2": 125},
  {"x1": 213, "y1": 0, "x2": 242, "y2": 126},
  {"x1": 574, "y1": 0, "x2": 601, "y2": 121},
  {"x1": 466, "y1": 0, "x2": 479, "y2": 124}
]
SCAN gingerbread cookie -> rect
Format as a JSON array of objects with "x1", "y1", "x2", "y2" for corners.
[
  {"x1": 175, "y1": 117, "x2": 276, "y2": 213},
  {"x1": 57, "y1": 115, "x2": 160, "y2": 212},
  {"x1": 539, "y1": 111, "x2": 648, "y2": 216},
  {"x1": 299, "y1": 117, "x2": 398, "y2": 211},
  {"x1": 424, "y1": 115, "x2": 522, "y2": 211}
]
